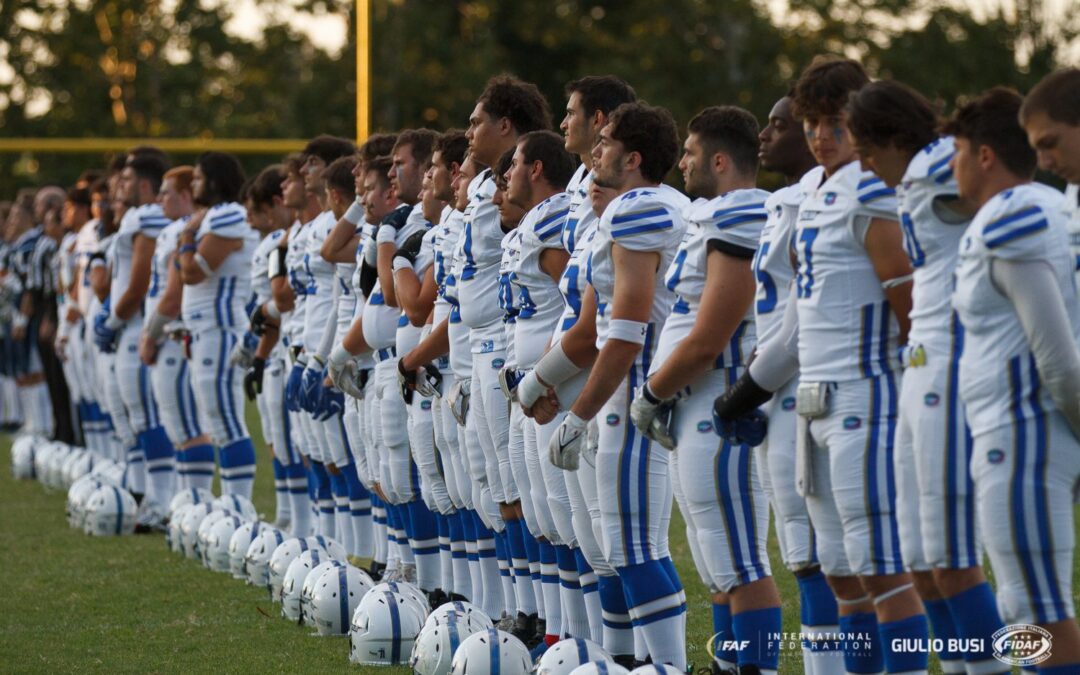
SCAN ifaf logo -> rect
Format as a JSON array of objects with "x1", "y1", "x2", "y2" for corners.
[{"x1": 992, "y1": 624, "x2": 1052, "y2": 667}]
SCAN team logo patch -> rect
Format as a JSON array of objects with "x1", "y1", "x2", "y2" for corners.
[
  {"x1": 843, "y1": 416, "x2": 861, "y2": 430},
  {"x1": 202, "y1": 358, "x2": 213, "y2": 366},
  {"x1": 924, "y1": 393, "x2": 941, "y2": 407},
  {"x1": 987, "y1": 449, "x2": 1005, "y2": 464},
  {"x1": 127, "y1": 344, "x2": 137, "y2": 353},
  {"x1": 480, "y1": 340, "x2": 495, "y2": 354},
  {"x1": 992, "y1": 624, "x2": 1053, "y2": 667},
  {"x1": 824, "y1": 192, "x2": 837, "y2": 205},
  {"x1": 165, "y1": 358, "x2": 176, "y2": 366},
  {"x1": 782, "y1": 397, "x2": 796, "y2": 411},
  {"x1": 606, "y1": 414, "x2": 620, "y2": 426},
  {"x1": 697, "y1": 421, "x2": 713, "y2": 434},
  {"x1": 492, "y1": 358, "x2": 505, "y2": 369},
  {"x1": 420, "y1": 400, "x2": 432, "y2": 411}
]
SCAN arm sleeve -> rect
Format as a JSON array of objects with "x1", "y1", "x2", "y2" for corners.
[
  {"x1": 748, "y1": 283, "x2": 800, "y2": 391},
  {"x1": 992, "y1": 257, "x2": 1080, "y2": 440}
]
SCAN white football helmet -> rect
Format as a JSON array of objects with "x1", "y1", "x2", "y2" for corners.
[
  {"x1": 537, "y1": 638, "x2": 612, "y2": 675},
  {"x1": 95, "y1": 460, "x2": 129, "y2": 490},
  {"x1": 44, "y1": 442, "x2": 73, "y2": 490},
  {"x1": 83, "y1": 485, "x2": 138, "y2": 536},
  {"x1": 367, "y1": 581, "x2": 430, "y2": 622},
  {"x1": 179, "y1": 502, "x2": 220, "y2": 560},
  {"x1": 245, "y1": 527, "x2": 286, "y2": 588},
  {"x1": 67, "y1": 474, "x2": 114, "y2": 529},
  {"x1": 310, "y1": 565, "x2": 375, "y2": 636},
  {"x1": 302, "y1": 560, "x2": 346, "y2": 625},
  {"x1": 213, "y1": 494, "x2": 258, "y2": 522},
  {"x1": 59, "y1": 448, "x2": 87, "y2": 489},
  {"x1": 449, "y1": 628, "x2": 532, "y2": 674},
  {"x1": 197, "y1": 509, "x2": 233, "y2": 567},
  {"x1": 628, "y1": 666, "x2": 682, "y2": 675},
  {"x1": 33, "y1": 441, "x2": 57, "y2": 486},
  {"x1": 304, "y1": 535, "x2": 347, "y2": 562},
  {"x1": 205, "y1": 514, "x2": 244, "y2": 572},
  {"x1": 89, "y1": 458, "x2": 120, "y2": 481},
  {"x1": 167, "y1": 503, "x2": 194, "y2": 553},
  {"x1": 282, "y1": 549, "x2": 331, "y2": 622},
  {"x1": 569, "y1": 662, "x2": 630, "y2": 675},
  {"x1": 349, "y1": 590, "x2": 427, "y2": 665},
  {"x1": 10, "y1": 434, "x2": 39, "y2": 480},
  {"x1": 269, "y1": 538, "x2": 326, "y2": 602},
  {"x1": 228, "y1": 521, "x2": 268, "y2": 580},
  {"x1": 411, "y1": 610, "x2": 492, "y2": 675},
  {"x1": 425, "y1": 601, "x2": 492, "y2": 632},
  {"x1": 169, "y1": 487, "x2": 215, "y2": 518}
]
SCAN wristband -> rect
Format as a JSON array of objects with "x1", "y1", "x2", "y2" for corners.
[
  {"x1": 143, "y1": 310, "x2": 171, "y2": 343},
  {"x1": 608, "y1": 319, "x2": 648, "y2": 345},
  {"x1": 882, "y1": 273, "x2": 913, "y2": 289},
  {"x1": 392, "y1": 256, "x2": 413, "y2": 273},
  {"x1": 177, "y1": 243, "x2": 197, "y2": 255},
  {"x1": 264, "y1": 300, "x2": 281, "y2": 320},
  {"x1": 641, "y1": 380, "x2": 664, "y2": 405},
  {"x1": 105, "y1": 311, "x2": 124, "y2": 330},
  {"x1": 376, "y1": 225, "x2": 398, "y2": 245},
  {"x1": 344, "y1": 200, "x2": 365, "y2": 226},
  {"x1": 329, "y1": 343, "x2": 356, "y2": 367},
  {"x1": 268, "y1": 247, "x2": 288, "y2": 279},
  {"x1": 533, "y1": 340, "x2": 582, "y2": 389},
  {"x1": 193, "y1": 253, "x2": 213, "y2": 277}
]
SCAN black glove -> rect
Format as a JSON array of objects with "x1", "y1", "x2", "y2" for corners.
[
  {"x1": 397, "y1": 358, "x2": 416, "y2": 405},
  {"x1": 394, "y1": 230, "x2": 427, "y2": 267},
  {"x1": 712, "y1": 371, "x2": 773, "y2": 422},
  {"x1": 244, "y1": 357, "x2": 266, "y2": 401},
  {"x1": 249, "y1": 305, "x2": 268, "y2": 336}
]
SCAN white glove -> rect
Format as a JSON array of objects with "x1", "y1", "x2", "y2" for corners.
[
  {"x1": 447, "y1": 378, "x2": 470, "y2": 426},
  {"x1": 228, "y1": 339, "x2": 255, "y2": 369},
  {"x1": 550, "y1": 411, "x2": 588, "y2": 471},
  {"x1": 629, "y1": 382, "x2": 677, "y2": 450},
  {"x1": 497, "y1": 367, "x2": 522, "y2": 402}
]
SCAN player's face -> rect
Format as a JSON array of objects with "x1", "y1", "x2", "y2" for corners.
[
  {"x1": 452, "y1": 158, "x2": 477, "y2": 212},
  {"x1": 467, "y1": 103, "x2": 502, "y2": 167},
  {"x1": 191, "y1": 165, "x2": 209, "y2": 204},
  {"x1": 91, "y1": 191, "x2": 108, "y2": 221},
  {"x1": 561, "y1": 92, "x2": 592, "y2": 156},
  {"x1": 420, "y1": 166, "x2": 444, "y2": 223},
  {"x1": 679, "y1": 133, "x2": 715, "y2": 199},
  {"x1": 430, "y1": 152, "x2": 456, "y2": 202},
  {"x1": 589, "y1": 182, "x2": 617, "y2": 218},
  {"x1": 247, "y1": 201, "x2": 271, "y2": 233},
  {"x1": 493, "y1": 179, "x2": 523, "y2": 228},
  {"x1": 853, "y1": 141, "x2": 908, "y2": 188},
  {"x1": 505, "y1": 145, "x2": 534, "y2": 208},
  {"x1": 390, "y1": 144, "x2": 423, "y2": 204},
  {"x1": 158, "y1": 177, "x2": 192, "y2": 221},
  {"x1": 1024, "y1": 111, "x2": 1080, "y2": 184},
  {"x1": 803, "y1": 113, "x2": 856, "y2": 175},
  {"x1": 281, "y1": 169, "x2": 306, "y2": 210},
  {"x1": 949, "y1": 136, "x2": 980, "y2": 201},
  {"x1": 362, "y1": 169, "x2": 394, "y2": 223},
  {"x1": 759, "y1": 97, "x2": 805, "y2": 174},
  {"x1": 352, "y1": 156, "x2": 365, "y2": 194},
  {"x1": 120, "y1": 166, "x2": 139, "y2": 206},
  {"x1": 591, "y1": 124, "x2": 628, "y2": 191},
  {"x1": 300, "y1": 155, "x2": 327, "y2": 194}
]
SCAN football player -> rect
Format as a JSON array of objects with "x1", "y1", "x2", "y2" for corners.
[{"x1": 948, "y1": 87, "x2": 1080, "y2": 671}]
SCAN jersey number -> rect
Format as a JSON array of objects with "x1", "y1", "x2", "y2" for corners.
[
  {"x1": 900, "y1": 212, "x2": 926, "y2": 268},
  {"x1": 796, "y1": 227, "x2": 819, "y2": 299},
  {"x1": 753, "y1": 242, "x2": 778, "y2": 314}
]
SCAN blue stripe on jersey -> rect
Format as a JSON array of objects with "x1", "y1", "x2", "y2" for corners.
[
  {"x1": 611, "y1": 207, "x2": 667, "y2": 225},
  {"x1": 857, "y1": 176, "x2": 883, "y2": 190},
  {"x1": 564, "y1": 217, "x2": 579, "y2": 253},
  {"x1": 210, "y1": 214, "x2": 245, "y2": 230},
  {"x1": 933, "y1": 168, "x2": 954, "y2": 184},
  {"x1": 139, "y1": 216, "x2": 170, "y2": 231},
  {"x1": 534, "y1": 207, "x2": 569, "y2": 241},
  {"x1": 713, "y1": 203, "x2": 765, "y2": 218},
  {"x1": 858, "y1": 187, "x2": 895, "y2": 203},
  {"x1": 213, "y1": 277, "x2": 225, "y2": 327},
  {"x1": 225, "y1": 277, "x2": 236, "y2": 327},
  {"x1": 985, "y1": 219, "x2": 1047, "y2": 249},
  {"x1": 877, "y1": 299, "x2": 892, "y2": 375},
  {"x1": 369, "y1": 292, "x2": 385, "y2": 306},
  {"x1": 984, "y1": 205, "x2": 1042, "y2": 233},
  {"x1": 611, "y1": 220, "x2": 673, "y2": 239},
  {"x1": 927, "y1": 152, "x2": 955, "y2": 178},
  {"x1": 714, "y1": 212, "x2": 767, "y2": 229}
]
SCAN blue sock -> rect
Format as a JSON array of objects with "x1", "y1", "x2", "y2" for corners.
[
  {"x1": 407, "y1": 499, "x2": 440, "y2": 591},
  {"x1": 947, "y1": 582, "x2": 1004, "y2": 669},
  {"x1": 732, "y1": 606, "x2": 782, "y2": 671},
  {"x1": 506, "y1": 519, "x2": 530, "y2": 589},
  {"x1": 618, "y1": 560, "x2": 686, "y2": 668},
  {"x1": 799, "y1": 569, "x2": 839, "y2": 626},
  {"x1": 598, "y1": 575, "x2": 633, "y2": 657},
  {"x1": 924, "y1": 598, "x2": 962, "y2": 671},
  {"x1": 271, "y1": 457, "x2": 287, "y2": 508},
  {"x1": 574, "y1": 549, "x2": 595, "y2": 593},
  {"x1": 879, "y1": 613, "x2": 929, "y2": 673},
  {"x1": 712, "y1": 602, "x2": 737, "y2": 666},
  {"x1": 218, "y1": 437, "x2": 256, "y2": 497},
  {"x1": 183, "y1": 443, "x2": 215, "y2": 491},
  {"x1": 839, "y1": 611, "x2": 884, "y2": 674}
]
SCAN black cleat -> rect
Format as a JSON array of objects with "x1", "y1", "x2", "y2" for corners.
[{"x1": 512, "y1": 612, "x2": 539, "y2": 648}]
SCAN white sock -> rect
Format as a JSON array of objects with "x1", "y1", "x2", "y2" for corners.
[
  {"x1": 561, "y1": 585, "x2": 590, "y2": 639},
  {"x1": 290, "y1": 490, "x2": 313, "y2": 537},
  {"x1": 351, "y1": 502, "x2": 372, "y2": 559},
  {"x1": 334, "y1": 497, "x2": 354, "y2": 554}
]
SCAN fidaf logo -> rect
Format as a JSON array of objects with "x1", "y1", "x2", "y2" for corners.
[{"x1": 992, "y1": 624, "x2": 1052, "y2": 666}]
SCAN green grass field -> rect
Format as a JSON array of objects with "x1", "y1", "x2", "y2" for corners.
[{"x1": 1, "y1": 404, "x2": 1074, "y2": 673}]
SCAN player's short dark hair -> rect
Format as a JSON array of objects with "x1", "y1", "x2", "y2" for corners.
[
  {"x1": 249, "y1": 164, "x2": 284, "y2": 208},
  {"x1": 124, "y1": 152, "x2": 169, "y2": 194},
  {"x1": 606, "y1": 102, "x2": 681, "y2": 184},
  {"x1": 434, "y1": 129, "x2": 469, "y2": 168},
  {"x1": 107, "y1": 153, "x2": 128, "y2": 175},
  {"x1": 478, "y1": 74, "x2": 552, "y2": 135},
  {"x1": 792, "y1": 56, "x2": 870, "y2": 121},
  {"x1": 846, "y1": 80, "x2": 939, "y2": 155},
  {"x1": 365, "y1": 156, "x2": 393, "y2": 190},
  {"x1": 77, "y1": 169, "x2": 102, "y2": 187},
  {"x1": 392, "y1": 129, "x2": 438, "y2": 168},
  {"x1": 687, "y1": 106, "x2": 761, "y2": 176},
  {"x1": 358, "y1": 133, "x2": 398, "y2": 167},
  {"x1": 942, "y1": 87, "x2": 1036, "y2": 178},
  {"x1": 1020, "y1": 68, "x2": 1080, "y2": 126},
  {"x1": 564, "y1": 75, "x2": 637, "y2": 117},
  {"x1": 66, "y1": 187, "x2": 91, "y2": 208},
  {"x1": 517, "y1": 130, "x2": 578, "y2": 190},
  {"x1": 493, "y1": 149, "x2": 515, "y2": 191},
  {"x1": 283, "y1": 152, "x2": 305, "y2": 176},
  {"x1": 325, "y1": 156, "x2": 358, "y2": 199},
  {"x1": 195, "y1": 151, "x2": 246, "y2": 206},
  {"x1": 303, "y1": 134, "x2": 356, "y2": 165}
]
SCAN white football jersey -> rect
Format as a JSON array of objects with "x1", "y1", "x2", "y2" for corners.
[
  {"x1": 655, "y1": 188, "x2": 769, "y2": 371},
  {"x1": 1064, "y1": 183, "x2": 1080, "y2": 288},
  {"x1": 361, "y1": 204, "x2": 412, "y2": 351},
  {"x1": 794, "y1": 161, "x2": 900, "y2": 382},
  {"x1": 554, "y1": 171, "x2": 599, "y2": 343},
  {"x1": 512, "y1": 192, "x2": 571, "y2": 368},
  {"x1": 753, "y1": 167, "x2": 823, "y2": 350},
  {"x1": 74, "y1": 219, "x2": 102, "y2": 317},
  {"x1": 896, "y1": 137, "x2": 970, "y2": 347},
  {"x1": 251, "y1": 229, "x2": 285, "y2": 308},
  {"x1": 284, "y1": 220, "x2": 310, "y2": 346},
  {"x1": 182, "y1": 202, "x2": 257, "y2": 331},
  {"x1": 454, "y1": 170, "x2": 504, "y2": 336},
  {"x1": 438, "y1": 209, "x2": 472, "y2": 376},
  {"x1": 953, "y1": 183, "x2": 1075, "y2": 436},
  {"x1": 499, "y1": 227, "x2": 524, "y2": 367},
  {"x1": 394, "y1": 204, "x2": 434, "y2": 356},
  {"x1": 110, "y1": 203, "x2": 170, "y2": 318},
  {"x1": 146, "y1": 218, "x2": 186, "y2": 317},
  {"x1": 302, "y1": 211, "x2": 339, "y2": 348},
  {"x1": 588, "y1": 184, "x2": 691, "y2": 364}
]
